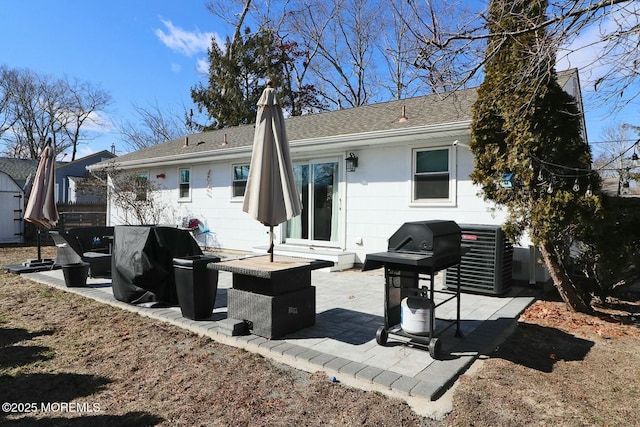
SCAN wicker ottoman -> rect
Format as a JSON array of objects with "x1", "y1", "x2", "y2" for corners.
[{"x1": 228, "y1": 286, "x2": 316, "y2": 339}]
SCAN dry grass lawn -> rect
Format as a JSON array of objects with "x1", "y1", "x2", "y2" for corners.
[{"x1": 2, "y1": 245, "x2": 640, "y2": 426}]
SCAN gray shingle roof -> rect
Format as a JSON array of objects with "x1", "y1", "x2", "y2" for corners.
[
  {"x1": 0, "y1": 151, "x2": 116, "y2": 188},
  {"x1": 109, "y1": 68, "x2": 578, "y2": 166},
  {"x1": 112, "y1": 88, "x2": 478, "y2": 165},
  {"x1": 0, "y1": 158, "x2": 39, "y2": 188},
  {"x1": 57, "y1": 149, "x2": 116, "y2": 170}
]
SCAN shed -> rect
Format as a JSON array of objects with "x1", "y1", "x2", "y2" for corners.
[{"x1": 0, "y1": 171, "x2": 25, "y2": 244}]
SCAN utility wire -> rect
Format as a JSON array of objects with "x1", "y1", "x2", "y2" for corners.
[{"x1": 531, "y1": 138, "x2": 639, "y2": 175}]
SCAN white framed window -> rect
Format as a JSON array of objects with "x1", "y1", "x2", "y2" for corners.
[
  {"x1": 135, "y1": 171, "x2": 149, "y2": 201},
  {"x1": 178, "y1": 168, "x2": 191, "y2": 200},
  {"x1": 232, "y1": 164, "x2": 249, "y2": 198},
  {"x1": 412, "y1": 147, "x2": 454, "y2": 203}
]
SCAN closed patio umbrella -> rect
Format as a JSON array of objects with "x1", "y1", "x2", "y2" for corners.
[
  {"x1": 243, "y1": 83, "x2": 301, "y2": 261},
  {"x1": 24, "y1": 138, "x2": 59, "y2": 263}
]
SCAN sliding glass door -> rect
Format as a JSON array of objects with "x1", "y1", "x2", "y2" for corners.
[{"x1": 285, "y1": 160, "x2": 339, "y2": 245}]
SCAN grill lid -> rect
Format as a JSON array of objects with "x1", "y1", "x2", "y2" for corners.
[
  {"x1": 388, "y1": 220, "x2": 461, "y2": 252},
  {"x1": 362, "y1": 220, "x2": 463, "y2": 272}
]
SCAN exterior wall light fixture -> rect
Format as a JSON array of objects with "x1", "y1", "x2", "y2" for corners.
[{"x1": 346, "y1": 152, "x2": 359, "y2": 172}]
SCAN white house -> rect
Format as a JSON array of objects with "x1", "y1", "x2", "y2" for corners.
[{"x1": 95, "y1": 69, "x2": 584, "y2": 284}]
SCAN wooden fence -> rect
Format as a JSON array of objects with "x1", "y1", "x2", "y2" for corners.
[
  {"x1": 57, "y1": 202, "x2": 107, "y2": 213},
  {"x1": 56, "y1": 211, "x2": 107, "y2": 231},
  {"x1": 24, "y1": 206, "x2": 107, "y2": 245}
]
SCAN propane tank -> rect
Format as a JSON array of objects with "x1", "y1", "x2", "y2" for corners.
[{"x1": 401, "y1": 296, "x2": 435, "y2": 336}]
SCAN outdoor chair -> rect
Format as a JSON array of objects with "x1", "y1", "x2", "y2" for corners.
[
  {"x1": 181, "y1": 218, "x2": 219, "y2": 250},
  {"x1": 65, "y1": 226, "x2": 113, "y2": 254},
  {"x1": 49, "y1": 230, "x2": 112, "y2": 278}
]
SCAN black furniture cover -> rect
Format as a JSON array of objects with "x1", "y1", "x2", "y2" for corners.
[{"x1": 111, "y1": 226, "x2": 202, "y2": 305}]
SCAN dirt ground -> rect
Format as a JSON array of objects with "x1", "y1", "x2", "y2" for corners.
[
  {"x1": 2, "y1": 246, "x2": 640, "y2": 426},
  {"x1": 448, "y1": 287, "x2": 640, "y2": 426}
]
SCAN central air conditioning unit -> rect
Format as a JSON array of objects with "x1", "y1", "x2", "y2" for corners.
[{"x1": 444, "y1": 224, "x2": 513, "y2": 295}]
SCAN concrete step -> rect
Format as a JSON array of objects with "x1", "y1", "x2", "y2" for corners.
[{"x1": 252, "y1": 245, "x2": 356, "y2": 272}]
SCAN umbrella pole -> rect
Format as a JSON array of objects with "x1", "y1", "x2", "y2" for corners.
[
  {"x1": 36, "y1": 228, "x2": 42, "y2": 261},
  {"x1": 270, "y1": 225, "x2": 274, "y2": 262}
]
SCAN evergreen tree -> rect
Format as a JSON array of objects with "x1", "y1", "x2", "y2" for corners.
[
  {"x1": 470, "y1": 0, "x2": 602, "y2": 312},
  {"x1": 191, "y1": 28, "x2": 294, "y2": 130}
]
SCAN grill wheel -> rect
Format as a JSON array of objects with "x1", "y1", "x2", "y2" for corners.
[
  {"x1": 428, "y1": 338, "x2": 441, "y2": 358},
  {"x1": 375, "y1": 326, "x2": 388, "y2": 346}
]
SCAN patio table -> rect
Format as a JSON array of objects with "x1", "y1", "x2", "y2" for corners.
[{"x1": 208, "y1": 255, "x2": 332, "y2": 338}]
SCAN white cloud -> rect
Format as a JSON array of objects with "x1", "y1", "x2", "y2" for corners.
[
  {"x1": 556, "y1": 3, "x2": 640, "y2": 91},
  {"x1": 75, "y1": 145, "x2": 99, "y2": 158},
  {"x1": 557, "y1": 25, "x2": 611, "y2": 87},
  {"x1": 155, "y1": 19, "x2": 219, "y2": 56},
  {"x1": 555, "y1": 3, "x2": 640, "y2": 143},
  {"x1": 86, "y1": 110, "x2": 114, "y2": 132},
  {"x1": 196, "y1": 58, "x2": 209, "y2": 76},
  {"x1": 171, "y1": 63, "x2": 182, "y2": 73}
]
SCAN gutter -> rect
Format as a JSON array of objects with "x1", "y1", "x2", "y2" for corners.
[{"x1": 89, "y1": 120, "x2": 472, "y2": 172}]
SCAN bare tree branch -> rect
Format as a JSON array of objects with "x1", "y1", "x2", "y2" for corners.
[
  {"x1": 288, "y1": 0, "x2": 381, "y2": 108},
  {"x1": 0, "y1": 66, "x2": 111, "y2": 159},
  {"x1": 118, "y1": 102, "x2": 190, "y2": 151},
  {"x1": 61, "y1": 77, "x2": 112, "y2": 160},
  {"x1": 409, "y1": 0, "x2": 640, "y2": 110}
]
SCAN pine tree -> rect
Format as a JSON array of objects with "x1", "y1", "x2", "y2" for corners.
[
  {"x1": 191, "y1": 28, "x2": 294, "y2": 130},
  {"x1": 470, "y1": 0, "x2": 602, "y2": 312}
]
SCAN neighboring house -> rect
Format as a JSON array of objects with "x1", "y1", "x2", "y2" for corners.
[
  {"x1": 0, "y1": 150, "x2": 116, "y2": 244},
  {"x1": 56, "y1": 150, "x2": 116, "y2": 204},
  {"x1": 67, "y1": 176, "x2": 104, "y2": 203},
  {"x1": 95, "y1": 70, "x2": 584, "y2": 283}
]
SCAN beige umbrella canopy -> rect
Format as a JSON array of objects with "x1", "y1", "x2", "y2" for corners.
[
  {"x1": 24, "y1": 139, "x2": 59, "y2": 263},
  {"x1": 243, "y1": 84, "x2": 302, "y2": 261},
  {"x1": 24, "y1": 140, "x2": 59, "y2": 229}
]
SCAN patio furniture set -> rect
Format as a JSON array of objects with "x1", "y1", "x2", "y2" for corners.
[
  {"x1": 50, "y1": 226, "x2": 113, "y2": 279},
  {"x1": 49, "y1": 221, "x2": 470, "y2": 358},
  {"x1": 49, "y1": 225, "x2": 332, "y2": 340}
]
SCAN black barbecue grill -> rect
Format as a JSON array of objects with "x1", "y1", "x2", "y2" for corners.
[
  {"x1": 362, "y1": 220, "x2": 465, "y2": 358},
  {"x1": 363, "y1": 220, "x2": 463, "y2": 271}
]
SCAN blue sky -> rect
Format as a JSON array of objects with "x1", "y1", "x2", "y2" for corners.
[
  {"x1": 1, "y1": 1, "x2": 220, "y2": 158},
  {"x1": 1, "y1": 1, "x2": 637, "y2": 160}
]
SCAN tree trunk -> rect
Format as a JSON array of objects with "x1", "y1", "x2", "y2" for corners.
[{"x1": 539, "y1": 242, "x2": 593, "y2": 313}]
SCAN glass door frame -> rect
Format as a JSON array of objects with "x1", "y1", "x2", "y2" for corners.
[{"x1": 282, "y1": 156, "x2": 345, "y2": 249}]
